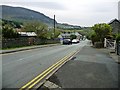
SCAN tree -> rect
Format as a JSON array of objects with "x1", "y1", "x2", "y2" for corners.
[
  {"x1": 2, "y1": 19, "x2": 22, "y2": 28},
  {"x1": 92, "y1": 23, "x2": 112, "y2": 43},
  {"x1": 22, "y1": 21, "x2": 48, "y2": 39},
  {"x1": 70, "y1": 34, "x2": 77, "y2": 40},
  {"x1": 2, "y1": 24, "x2": 19, "y2": 38},
  {"x1": 116, "y1": 34, "x2": 120, "y2": 42},
  {"x1": 91, "y1": 33, "x2": 99, "y2": 45},
  {"x1": 47, "y1": 28, "x2": 61, "y2": 39},
  {"x1": 54, "y1": 28, "x2": 61, "y2": 38}
]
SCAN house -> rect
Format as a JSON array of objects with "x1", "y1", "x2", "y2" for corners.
[
  {"x1": 18, "y1": 32, "x2": 37, "y2": 45},
  {"x1": 58, "y1": 32, "x2": 82, "y2": 40},
  {"x1": 108, "y1": 19, "x2": 120, "y2": 34},
  {"x1": 108, "y1": 19, "x2": 120, "y2": 55},
  {"x1": 18, "y1": 32, "x2": 37, "y2": 37}
]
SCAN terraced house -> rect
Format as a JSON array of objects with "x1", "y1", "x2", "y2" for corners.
[{"x1": 109, "y1": 19, "x2": 120, "y2": 34}]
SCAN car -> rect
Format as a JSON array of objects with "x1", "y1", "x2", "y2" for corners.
[
  {"x1": 72, "y1": 39, "x2": 79, "y2": 44},
  {"x1": 63, "y1": 39, "x2": 72, "y2": 45},
  {"x1": 76, "y1": 39, "x2": 80, "y2": 43}
]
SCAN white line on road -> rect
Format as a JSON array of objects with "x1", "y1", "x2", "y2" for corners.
[
  {"x1": 3, "y1": 54, "x2": 39, "y2": 66},
  {"x1": 3, "y1": 40, "x2": 89, "y2": 66},
  {"x1": 2, "y1": 45, "x2": 73, "y2": 66}
]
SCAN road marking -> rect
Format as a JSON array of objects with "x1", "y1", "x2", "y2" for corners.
[
  {"x1": 3, "y1": 54, "x2": 39, "y2": 66},
  {"x1": 20, "y1": 53, "x2": 71, "y2": 89},
  {"x1": 20, "y1": 56, "x2": 66, "y2": 89},
  {"x1": 27, "y1": 56, "x2": 69, "y2": 89},
  {"x1": 2, "y1": 46, "x2": 73, "y2": 66},
  {"x1": 27, "y1": 51, "x2": 76, "y2": 89},
  {"x1": 20, "y1": 51, "x2": 76, "y2": 90},
  {"x1": 19, "y1": 58, "x2": 24, "y2": 61}
]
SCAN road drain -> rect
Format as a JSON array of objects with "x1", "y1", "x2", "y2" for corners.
[
  {"x1": 41, "y1": 80, "x2": 62, "y2": 89},
  {"x1": 40, "y1": 74, "x2": 62, "y2": 90},
  {"x1": 71, "y1": 57, "x2": 76, "y2": 60}
]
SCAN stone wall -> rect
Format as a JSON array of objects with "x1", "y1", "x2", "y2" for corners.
[{"x1": 2, "y1": 38, "x2": 59, "y2": 48}]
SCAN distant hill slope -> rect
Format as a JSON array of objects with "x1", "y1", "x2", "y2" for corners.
[
  {"x1": 57, "y1": 23, "x2": 81, "y2": 30},
  {"x1": 1, "y1": 5, "x2": 81, "y2": 29},
  {"x1": 0, "y1": 5, "x2": 56, "y2": 26}
]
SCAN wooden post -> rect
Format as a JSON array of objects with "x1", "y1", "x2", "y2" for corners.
[
  {"x1": 54, "y1": 15, "x2": 55, "y2": 38},
  {"x1": 104, "y1": 38, "x2": 106, "y2": 48}
]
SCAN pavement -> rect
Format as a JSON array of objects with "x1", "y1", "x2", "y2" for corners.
[
  {"x1": 0, "y1": 44, "x2": 60, "y2": 54},
  {"x1": 42, "y1": 44, "x2": 120, "y2": 89},
  {"x1": 109, "y1": 52, "x2": 120, "y2": 64}
]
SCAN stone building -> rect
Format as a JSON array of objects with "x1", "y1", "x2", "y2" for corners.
[{"x1": 109, "y1": 19, "x2": 120, "y2": 34}]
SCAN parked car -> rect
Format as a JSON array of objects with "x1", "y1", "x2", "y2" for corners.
[
  {"x1": 72, "y1": 39, "x2": 79, "y2": 44},
  {"x1": 63, "y1": 39, "x2": 72, "y2": 45}
]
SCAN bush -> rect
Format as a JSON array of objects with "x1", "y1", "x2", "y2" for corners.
[
  {"x1": 94, "y1": 42, "x2": 104, "y2": 48},
  {"x1": 116, "y1": 34, "x2": 120, "y2": 43},
  {"x1": 2, "y1": 25, "x2": 19, "y2": 38},
  {"x1": 92, "y1": 23, "x2": 112, "y2": 43},
  {"x1": 70, "y1": 34, "x2": 77, "y2": 40}
]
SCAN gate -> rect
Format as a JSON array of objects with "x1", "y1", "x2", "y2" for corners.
[{"x1": 104, "y1": 38, "x2": 116, "y2": 50}]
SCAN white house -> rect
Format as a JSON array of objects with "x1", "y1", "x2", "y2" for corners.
[
  {"x1": 58, "y1": 32, "x2": 82, "y2": 40},
  {"x1": 18, "y1": 32, "x2": 37, "y2": 37}
]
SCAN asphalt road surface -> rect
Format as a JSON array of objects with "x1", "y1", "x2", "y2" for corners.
[
  {"x1": 48, "y1": 45, "x2": 119, "y2": 88},
  {"x1": 2, "y1": 40, "x2": 89, "y2": 88}
]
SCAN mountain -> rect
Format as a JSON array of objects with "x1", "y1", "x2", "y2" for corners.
[
  {"x1": 57, "y1": 23, "x2": 81, "y2": 30},
  {"x1": 0, "y1": 5, "x2": 57, "y2": 26},
  {"x1": 0, "y1": 5, "x2": 81, "y2": 29}
]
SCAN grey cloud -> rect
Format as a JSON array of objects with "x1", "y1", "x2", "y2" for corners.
[
  {"x1": 89, "y1": 2, "x2": 117, "y2": 13},
  {"x1": 2, "y1": 2, "x2": 66, "y2": 10}
]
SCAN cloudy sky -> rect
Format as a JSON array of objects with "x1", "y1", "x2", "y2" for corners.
[{"x1": 1, "y1": 0, "x2": 120, "y2": 26}]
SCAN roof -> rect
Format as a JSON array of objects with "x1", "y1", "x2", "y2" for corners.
[
  {"x1": 18, "y1": 32, "x2": 37, "y2": 37},
  {"x1": 109, "y1": 19, "x2": 120, "y2": 24},
  {"x1": 61, "y1": 32, "x2": 82, "y2": 36},
  {"x1": 61, "y1": 33, "x2": 70, "y2": 37},
  {"x1": 58, "y1": 32, "x2": 82, "y2": 39}
]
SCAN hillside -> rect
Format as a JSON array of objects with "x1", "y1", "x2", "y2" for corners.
[
  {"x1": 0, "y1": 5, "x2": 81, "y2": 29},
  {"x1": 57, "y1": 23, "x2": 81, "y2": 30},
  {"x1": 0, "y1": 5, "x2": 57, "y2": 26}
]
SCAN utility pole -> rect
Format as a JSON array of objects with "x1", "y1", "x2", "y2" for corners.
[
  {"x1": 118, "y1": 1, "x2": 120, "y2": 33},
  {"x1": 54, "y1": 15, "x2": 55, "y2": 38},
  {"x1": 117, "y1": 1, "x2": 120, "y2": 55}
]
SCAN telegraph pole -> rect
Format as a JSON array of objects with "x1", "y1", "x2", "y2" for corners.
[
  {"x1": 118, "y1": 1, "x2": 120, "y2": 33},
  {"x1": 54, "y1": 15, "x2": 55, "y2": 38},
  {"x1": 117, "y1": 1, "x2": 120, "y2": 55}
]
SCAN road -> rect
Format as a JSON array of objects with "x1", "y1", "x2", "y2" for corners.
[{"x1": 2, "y1": 40, "x2": 89, "y2": 88}]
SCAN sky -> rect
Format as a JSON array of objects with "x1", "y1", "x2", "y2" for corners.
[{"x1": 0, "y1": 0, "x2": 120, "y2": 27}]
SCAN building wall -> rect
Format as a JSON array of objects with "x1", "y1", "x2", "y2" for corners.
[
  {"x1": 2, "y1": 38, "x2": 59, "y2": 48},
  {"x1": 110, "y1": 21, "x2": 120, "y2": 34}
]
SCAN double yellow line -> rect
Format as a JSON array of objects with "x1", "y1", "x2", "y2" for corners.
[{"x1": 20, "y1": 51, "x2": 77, "y2": 90}]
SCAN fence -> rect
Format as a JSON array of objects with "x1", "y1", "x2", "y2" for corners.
[
  {"x1": 104, "y1": 38, "x2": 116, "y2": 49},
  {"x1": 104, "y1": 38, "x2": 120, "y2": 55},
  {"x1": 116, "y1": 41, "x2": 120, "y2": 55},
  {"x1": 2, "y1": 38, "x2": 60, "y2": 48}
]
